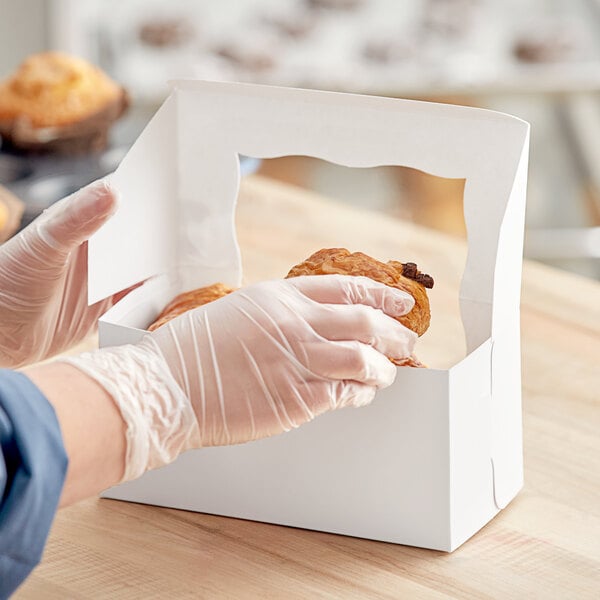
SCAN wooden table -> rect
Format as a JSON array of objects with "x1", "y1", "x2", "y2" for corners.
[{"x1": 16, "y1": 175, "x2": 600, "y2": 599}]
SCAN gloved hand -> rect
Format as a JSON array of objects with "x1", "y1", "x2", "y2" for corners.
[
  {"x1": 0, "y1": 179, "x2": 123, "y2": 368},
  {"x1": 64, "y1": 275, "x2": 417, "y2": 481}
]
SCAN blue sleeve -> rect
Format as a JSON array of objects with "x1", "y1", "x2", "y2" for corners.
[{"x1": 0, "y1": 370, "x2": 68, "y2": 599}]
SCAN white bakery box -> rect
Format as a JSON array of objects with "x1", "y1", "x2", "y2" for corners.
[{"x1": 89, "y1": 80, "x2": 529, "y2": 552}]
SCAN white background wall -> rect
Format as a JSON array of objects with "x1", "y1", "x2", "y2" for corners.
[{"x1": 0, "y1": 0, "x2": 48, "y2": 76}]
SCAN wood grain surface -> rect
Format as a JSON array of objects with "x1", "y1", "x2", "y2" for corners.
[{"x1": 15, "y1": 175, "x2": 600, "y2": 599}]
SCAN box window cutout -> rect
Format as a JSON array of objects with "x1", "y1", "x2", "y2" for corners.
[{"x1": 236, "y1": 155, "x2": 467, "y2": 369}]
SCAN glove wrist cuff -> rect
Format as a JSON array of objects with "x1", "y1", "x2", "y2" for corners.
[{"x1": 61, "y1": 341, "x2": 200, "y2": 482}]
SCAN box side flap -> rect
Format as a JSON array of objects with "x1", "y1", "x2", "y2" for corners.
[
  {"x1": 88, "y1": 94, "x2": 179, "y2": 304},
  {"x1": 448, "y1": 340, "x2": 498, "y2": 547},
  {"x1": 492, "y1": 133, "x2": 530, "y2": 331},
  {"x1": 489, "y1": 334, "x2": 524, "y2": 508},
  {"x1": 487, "y1": 140, "x2": 528, "y2": 508},
  {"x1": 449, "y1": 136, "x2": 528, "y2": 509},
  {"x1": 459, "y1": 127, "x2": 530, "y2": 352},
  {"x1": 175, "y1": 93, "x2": 243, "y2": 293}
]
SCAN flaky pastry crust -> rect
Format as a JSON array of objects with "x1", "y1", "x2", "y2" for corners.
[
  {"x1": 147, "y1": 250, "x2": 433, "y2": 369},
  {"x1": 148, "y1": 283, "x2": 235, "y2": 332},
  {"x1": 285, "y1": 248, "x2": 433, "y2": 337}
]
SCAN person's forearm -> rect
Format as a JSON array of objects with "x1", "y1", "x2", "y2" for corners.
[{"x1": 24, "y1": 363, "x2": 126, "y2": 507}]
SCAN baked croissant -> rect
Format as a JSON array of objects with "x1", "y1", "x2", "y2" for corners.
[
  {"x1": 147, "y1": 249, "x2": 434, "y2": 369},
  {"x1": 148, "y1": 283, "x2": 235, "y2": 332},
  {"x1": 285, "y1": 248, "x2": 433, "y2": 336}
]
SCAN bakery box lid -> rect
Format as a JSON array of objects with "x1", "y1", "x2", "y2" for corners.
[{"x1": 88, "y1": 79, "x2": 529, "y2": 334}]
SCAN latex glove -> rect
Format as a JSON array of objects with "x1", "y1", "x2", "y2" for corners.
[
  {"x1": 64, "y1": 275, "x2": 417, "y2": 481},
  {"x1": 0, "y1": 179, "x2": 122, "y2": 368}
]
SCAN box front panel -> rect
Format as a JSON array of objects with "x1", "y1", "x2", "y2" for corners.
[{"x1": 104, "y1": 368, "x2": 453, "y2": 550}]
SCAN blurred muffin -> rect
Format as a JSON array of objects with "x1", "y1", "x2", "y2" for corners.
[{"x1": 0, "y1": 51, "x2": 128, "y2": 155}]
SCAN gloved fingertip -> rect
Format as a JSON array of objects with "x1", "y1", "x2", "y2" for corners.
[
  {"x1": 350, "y1": 276, "x2": 415, "y2": 317},
  {"x1": 98, "y1": 176, "x2": 121, "y2": 210},
  {"x1": 77, "y1": 178, "x2": 119, "y2": 222},
  {"x1": 40, "y1": 179, "x2": 120, "y2": 252},
  {"x1": 387, "y1": 288, "x2": 415, "y2": 317},
  {"x1": 337, "y1": 382, "x2": 377, "y2": 409},
  {"x1": 378, "y1": 358, "x2": 398, "y2": 388}
]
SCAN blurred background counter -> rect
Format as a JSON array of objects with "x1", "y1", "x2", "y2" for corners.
[{"x1": 1, "y1": 0, "x2": 599, "y2": 278}]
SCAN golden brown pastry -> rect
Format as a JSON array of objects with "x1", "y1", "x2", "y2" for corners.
[
  {"x1": 148, "y1": 283, "x2": 235, "y2": 332},
  {"x1": 285, "y1": 248, "x2": 433, "y2": 337},
  {"x1": 148, "y1": 249, "x2": 434, "y2": 369},
  {"x1": 0, "y1": 52, "x2": 128, "y2": 154}
]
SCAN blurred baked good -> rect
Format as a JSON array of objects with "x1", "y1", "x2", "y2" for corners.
[
  {"x1": 138, "y1": 18, "x2": 195, "y2": 48},
  {"x1": 0, "y1": 184, "x2": 24, "y2": 243},
  {"x1": 285, "y1": 248, "x2": 433, "y2": 337},
  {"x1": 214, "y1": 35, "x2": 278, "y2": 74},
  {"x1": 148, "y1": 283, "x2": 235, "y2": 331},
  {"x1": 0, "y1": 52, "x2": 128, "y2": 154},
  {"x1": 513, "y1": 21, "x2": 580, "y2": 64}
]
